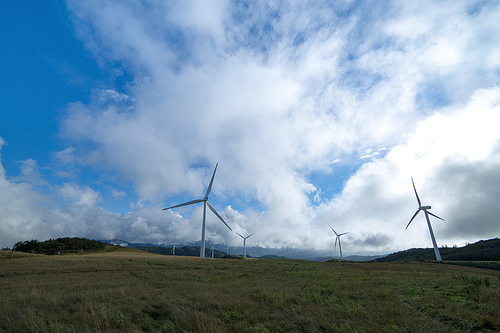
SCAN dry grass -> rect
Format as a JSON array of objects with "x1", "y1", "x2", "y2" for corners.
[{"x1": 1, "y1": 249, "x2": 499, "y2": 332}]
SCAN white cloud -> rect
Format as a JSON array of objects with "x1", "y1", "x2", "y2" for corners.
[
  {"x1": 56, "y1": 0, "x2": 500, "y2": 253},
  {"x1": 358, "y1": 148, "x2": 387, "y2": 160},
  {"x1": 58, "y1": 183, "x2": 101, "y2": 207},
  {"x1": 52, "y1": 147, "x2": 79, "y2": 177},
  {"x1": 318, "y1": 87, "x2": 500, "y2": 252},
  {"x1": 0, "y1": 139, "x2": 199, "y2": 247},
  {"x1": 15, "y1": 159, "x2": 48, "y2": 186},
  {"x1": 2, "y1": 1, "x2": 500, "y2": 255},
  {"x1": 110, "y1": 188, "x2": 127, "y2": 199},
  {"x1": 99, "y1": 89, "x2": 129, "y2": 102},
  {"x1": 53, "y1": 147, "x2": 76, "y2": 166}
]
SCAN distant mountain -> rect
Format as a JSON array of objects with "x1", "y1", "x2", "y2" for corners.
[
  {"x1": 374, "y1": 238, "x2": 500, "y2": 262},
  {"x1": 99, "y1": 239, "x2": 159, "y2": 248},
  {"x1": 259, "y1": 255, "x2": 288, "y2": 259},
  {"x1": 135, "y1": 246, "x2": 290, "y2": 259},
  {"x1": 307, "y1": 255, "x2": 386, "y2": 262},
  {"x1": 98, "y1": 239, "x2": 386, "y2": 261},
  {"x1": 135, "y1": 246, "x2": 228, "y2": 258}
]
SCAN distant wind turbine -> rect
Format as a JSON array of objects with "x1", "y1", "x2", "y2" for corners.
[
  {"x1": 329, "y1": 226, "x2": 348, "y2": 259},
  {"x1": 406, "y1": 177, "x2": 445, "y2": 261},
  {"x1": 208, "y1": 238, "x2": 215, "y2": 258},
  {"x1": 236, "y1": 232, "x2": 254, "y2": 258},
  {"x1": 171, "y1": 243, "x2": 176, "y2": 256},
  {"x1": 162, "y1": 163, "x2": 232, "y2": 257},
  {"x1": 225, "y1": 240, "x2": 229, "y2": 255}
]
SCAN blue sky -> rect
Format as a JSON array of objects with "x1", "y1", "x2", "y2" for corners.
[
  {"x1": 1, "y1": 2, "x2": 91, "y2": 180},
  {"x1": 1, "y1": 0, "x2": 500, "y2": 255}
]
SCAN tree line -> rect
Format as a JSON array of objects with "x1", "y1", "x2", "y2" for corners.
[{"x1": 12, "y1": 237, "x2": 108, "y2": 255}]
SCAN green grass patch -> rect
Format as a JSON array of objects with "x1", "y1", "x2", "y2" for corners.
[{"x1": 1, "y1": 251, "x2": 499, "y2": 332}]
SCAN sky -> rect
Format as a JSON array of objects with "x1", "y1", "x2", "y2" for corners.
[{"x1": 1, "y1": 0, "x2": 500, "y2": 256}]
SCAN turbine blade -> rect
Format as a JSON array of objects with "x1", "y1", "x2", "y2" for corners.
[
  {"x1": 406, "y1": 210, "x2": 421, "y2": 229},
  {"x1": 334, "y1": 237, "x2": 338, "y2": 250},
  {"x1": 411, "y1": 177, "x2": 422, "y2": 207},
  {"x1": 162, "y1": 199, "x2": 204, "y2": 210},
  {"x1": 245, "y1": 233, "x2": 254, "y2": 239},
  {"x1": 329, "y1": 225, "x2": 338, "y2": 236},
  {"x1": 236, "y1": 232, "x2": 244, "y2": 239},
  {"x1": 338, "y1": 232, "x2": 348, "y2": 236},
  {"x1": 205, "y1": 163, "x2": 218, "y2": 198},
  {"x1": 427, "y1": 211, "x2": 445, "y2": 221},
  {"x1": 207, "y1": 201, "x2": 232, "y2": 231}
]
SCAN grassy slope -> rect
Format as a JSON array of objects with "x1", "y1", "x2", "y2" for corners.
[{"x1": 1, "y1": 248, "x2": 499, "y2": 333}]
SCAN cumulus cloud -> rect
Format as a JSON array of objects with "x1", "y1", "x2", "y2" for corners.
[
  {"x1": 53, "y1": 147, "x2": 77, "y2": 166},
  {"x1": 319, "y1": 88, "x2": 500, "y2": 252},
  {"x1": 58, "y1": 183, "x2": 101, "y2": 207},
  {"x1": 2, "y1": 1, "x2": 500, "y2": 255},
  {"x1": 15, "y1": 159, "x2": 48, "y2": 186},
  {"x1": 0, "y1": 138, "x2": 201, "y2": 247},
  {"x1": 110, "y1": 188, "x2": 127, "y2": 200},
  {"x1": 57, "y1": 1, "x2": 500, "y2": 253}
]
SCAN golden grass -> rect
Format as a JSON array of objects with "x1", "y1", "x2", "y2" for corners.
[{"x1": 1, "y1": 249, "x2": 499, "y2": 332}]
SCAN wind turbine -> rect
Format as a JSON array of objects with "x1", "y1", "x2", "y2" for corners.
[
  {"x1": 329, "y1": 226, "x2": 348, "y2": 259},
  {"x1": 171, "y1": 243, "x2": 176, "y2": 256},
  {"x1": 236, "y1": 232, "x2": 254, "y2": 258},
  {"x1": 162, "y1": 163, "x2": 232, "y2": 257},
  {"x1": 225, "y1": 240, "x2": 229, "y2": 255},
  {"x1": 207, "y1": 238, "x2": 215, "y2": 258},
  {"x1": 406, "y1": 177, "x2": 445, "y2": 261}
]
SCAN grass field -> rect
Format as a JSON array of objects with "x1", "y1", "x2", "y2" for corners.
[{"x1": 1, "y1": 248, "x2": 499, "y2": 332}]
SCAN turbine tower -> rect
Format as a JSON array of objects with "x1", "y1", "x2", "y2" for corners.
[
  {"x1": 162, "y1": 164, "x2": 232, "y2": 257},
  {"x1": 236, "y1": 232, "x2": 254, "y2": 258},
  {"x1": 406, "y1": 177, "x2": 445, "y2": 261},
  {"x1": 171, "y1": 243, "x2": 176, "y2": 256},
  {"x1": 329, "y1": 226, "x2": 348, "y2": 259}
]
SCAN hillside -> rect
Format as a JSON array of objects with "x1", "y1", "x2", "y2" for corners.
[
  {"x1": 375, "y1": 238, "x2": 500, "y2": 263},
  {"x1": 12, "y1": 237, "x2": 118, "y2": 255}
]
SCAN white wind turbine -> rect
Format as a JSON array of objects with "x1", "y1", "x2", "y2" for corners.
[
  {"x1": 329, "y1": 226, "x2": 348, "y2": 259},
  {"x1": 225, "y1": 240, "x2": 229, "y2": 255},
  {"x1": 236, "y1": 232, "x2": 254, "y2": 258},
  {"x1": 162, "y1": 163, "x2": 232, "y2": 257},
  {"x1": 208, "y1": 238, "x2": 215, "y2": 258},
  {"x1": 406, "y1": 177, "x2": 445, "y2": 261},
  {"x1": 171, "y1": 243, "x2": 176, "y2": 256}
]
